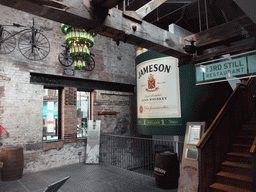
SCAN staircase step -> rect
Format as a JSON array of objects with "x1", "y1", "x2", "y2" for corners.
[
  {"x1": 226, "y1": 152, "x2": 251, "y2": 157},
  {"x1": 244, "y1": 121, "x2": 256, "y2": 125},
  {"x1": 241, "y1": 123, "x2": 256, "y2": 130},
  {"x1": 216, "y1": 171, "x2": 252, "y2": 182},
  {"x1": 215, "y1": 171, "x2": 252, "y2": 190},
  {"x1": 209, "y1": 183, "x2": 251, "y2": 192},
  {"x1": 222, "y1": 161, "x2": 251, "y2": 169},
  {"x1": 220, "y1": 166, "x2": 251, "y2": 177},
  {"x1": 234, "y1": 135, "x2": 255, "y2": 144},
  {"x1": 230, "y1": 144, "x2": 251, "y2": 153},
  {"x1": 238, "y1": 130, "x2": 256, "y2": 136},
  {"x1": 225, "y1": 152, "x2": 251, "y2": 163}
]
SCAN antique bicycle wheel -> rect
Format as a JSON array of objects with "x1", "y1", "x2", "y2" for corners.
[
  {"x1": 0, "y1": 29, "x2": 16, "y2": 54},
  {"x1": 58, "y1": 50, "x2": 74, "y2": 67},
  {"x1": 84, "y1": 55, "x2": 95, "y2": 71},
  {"x1": 18, "y1": 31, "x2": 50, "y2": 60}
]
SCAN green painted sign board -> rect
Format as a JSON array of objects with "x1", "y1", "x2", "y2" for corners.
[{"x1": 196, "y1": 53, "x2": 256, "y2": 85}]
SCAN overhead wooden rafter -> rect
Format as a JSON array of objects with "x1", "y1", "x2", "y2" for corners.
[
  {"x1": 135, "y1": 0, "x2": 168, "y2": 19},
  {"x1": 0, "y1": 0, "x2": 189, "y2": 58},
  {"x1": 90, "y1": 0, "x2": 123, "y2": 9},
  {"x1": 165, "y1": 0, "x2": 194, "y2": 3},
  {"x1": 185, "y1": 16, "x2": 256, "y2": 63},
  {"x1": 0, "y1": 0, "x2": 255, "y2": 64}
]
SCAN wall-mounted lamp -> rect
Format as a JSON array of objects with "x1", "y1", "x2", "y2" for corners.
[{"x1": 183, "y1": 40, "x2": 197, "y2": 54}]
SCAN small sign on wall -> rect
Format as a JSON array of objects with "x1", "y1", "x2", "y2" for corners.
[
  {"x1": 85, "y1": 120, "x2": 101, "y2": 164},
  {"x1": 64, "y1": 68, "x2": 75, "y2": 76}
]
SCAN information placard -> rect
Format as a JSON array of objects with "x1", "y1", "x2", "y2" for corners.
[
  {"x1": 85, "y1": 120, "x2": 101, "y2": 164},
  {"x1": 187, "y1": 125, "x2": 201, "y2": 145},
  {"x1": 178, "y1": 122, "x2": 205, "y2": 192}
]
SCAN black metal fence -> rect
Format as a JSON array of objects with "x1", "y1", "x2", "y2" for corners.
[{"x1": 99, "y1": 134, "x2": 184, "y2": 177}]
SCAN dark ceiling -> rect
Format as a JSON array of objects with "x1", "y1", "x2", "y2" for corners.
[
  {"x1": 0, "y1": 0, "x2": 254, "y2": 63},
  {"x1": 116, "y1": 0, "x2": 250, "y2": 34}
]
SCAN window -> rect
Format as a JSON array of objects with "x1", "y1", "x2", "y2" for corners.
[
  {"x1": 77, "y1": 91, "x2": 90, "y2": 138},
  {"x1": 43, "y1": 88, "x2": 62, "y2": 141}
]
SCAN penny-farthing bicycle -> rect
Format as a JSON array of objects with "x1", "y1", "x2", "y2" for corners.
[{"x1": 0, "y1": 18, "x2": 50, "y2": 60}]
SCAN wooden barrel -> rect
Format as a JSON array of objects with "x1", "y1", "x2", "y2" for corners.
[
  {"x1": 1, "y1": 147, "x2": 24, "y2": 181},
  {"x1": 154, "y1": 152, "x2": 180, "y2": 189}
]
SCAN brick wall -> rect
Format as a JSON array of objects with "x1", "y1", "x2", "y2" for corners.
[
  {"x1": 0, "y1": 5, "x2": 136, "y2": 173},
  {"x1": 93, "y1": 90, "x2": 134, "y2": 135}
]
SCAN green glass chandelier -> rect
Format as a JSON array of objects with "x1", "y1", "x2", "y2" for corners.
[{"x1": 61, "y1": 24, "x2": 96, "y2": 70}]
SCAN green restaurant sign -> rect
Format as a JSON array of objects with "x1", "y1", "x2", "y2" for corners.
[{"x1": 196, "y1": 51, "x2": 256, "y2": 85}]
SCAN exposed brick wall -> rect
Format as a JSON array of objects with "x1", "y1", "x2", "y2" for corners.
[
  {"x1": 93, "y1": 90, "x2": 134, "y2": 135},
  {"x1": 0, "y1": 4, "x2": 136, "y2": 173}
]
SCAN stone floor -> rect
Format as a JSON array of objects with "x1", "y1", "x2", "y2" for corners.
[{"x1": 0, "y1": 163, "x2": 178, "y2": 192}]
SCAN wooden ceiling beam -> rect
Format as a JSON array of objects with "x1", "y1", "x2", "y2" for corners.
[
  {"x1": 185, "y1": 19, "x2": 247, "y2": 48},
  {"x1": 0, "y1": 0, "x2": 189, "y2": 58},
  {"x1": 165, "y1": 0, "x2": 193, "y2": 3},
  {"x1": 193, "y1": 37, "x2": 256, "y2": 63},
  {"x1": 90, "y1": 0, "x2": 123, "y2": 9},
  {"x1": 135, "y1": 0, "x2": 167, "y2": 19}
]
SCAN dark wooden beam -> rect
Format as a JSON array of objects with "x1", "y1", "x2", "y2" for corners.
[
  {"x1": 30, "y1": 72, "x2": 135, "y2": 93},
  {"x1": 90, "y1": 0, "x2": 123, "y2": 10},
  {"x1": 185, "y1": 19, "x2": 246, "y2": 48},
  {"x1": 0, "y1": 0, "x2": 188, "y2": 58},
  {"x1": 26, "y1": 0, "x2": 68, "y2": 9},
  {"x1": 99, "y1": 0, "x2": 123, "y2": 9},
  {"x1": 193, "y1": 37, "x2": 256, "y2": 63}
]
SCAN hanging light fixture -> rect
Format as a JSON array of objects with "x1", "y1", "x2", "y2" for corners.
[{"x1": 61, "y1": 24, "x2": 96, "y2": 70}]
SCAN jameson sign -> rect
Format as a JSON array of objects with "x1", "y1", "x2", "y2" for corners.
[
  {"x1": 137, "y1": 64, "x2": 172, "y2": 79},
  {"x1": 196, "y1": 53, "x2": 256, "y2": 85},
  {"x1": 137, "y1": 57, "x2": 181, "y2": 118}
]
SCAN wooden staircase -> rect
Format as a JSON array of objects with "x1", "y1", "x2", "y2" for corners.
[{"x1": 209, "y1": 118, "x2": 255, "y2": 192}]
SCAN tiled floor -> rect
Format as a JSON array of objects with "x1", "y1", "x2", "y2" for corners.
[{"x1": 0, "y1": 163, "x2": 178, "y2": 192}]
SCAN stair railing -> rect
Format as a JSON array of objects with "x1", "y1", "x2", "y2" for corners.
[
  {"x1": 196, "y1": 77, "x2": 256, "y2": 192},
  {"x1": 250, "y1": 137, "x2": 256, "y2": 192}
]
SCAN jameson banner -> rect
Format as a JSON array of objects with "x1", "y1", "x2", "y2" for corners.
[
  {"x1": 85, "y1": 120, "x2": 101, "y2": 164},
  {"x1": 196, "y1": 52, "x2": 256, "y2": 85},
  {"x1": 137, "y1": 57, "x2": 181, "y2": 119}
]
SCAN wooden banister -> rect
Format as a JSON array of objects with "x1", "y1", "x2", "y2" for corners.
[
  {"x1": 196, "y1": 84, "x2": 242, "y2": 149},
  {"x1": 250, "y1": 137, "x2": 256, "y2": 154}
]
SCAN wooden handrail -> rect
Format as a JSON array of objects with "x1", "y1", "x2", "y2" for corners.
[
  {"x1": 250, "y1": 137, "x2": 256, "y2": 154},
  {"x1": 196, "y1": 83, "x2": 242, "y2": 149},
  {"x1": 245, "y1": 75, "x2": 254, "y2": 87}
]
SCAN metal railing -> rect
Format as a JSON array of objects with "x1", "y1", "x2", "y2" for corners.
[{"x1": 100, "y1": 134, "x2": 184, "y2": 177}]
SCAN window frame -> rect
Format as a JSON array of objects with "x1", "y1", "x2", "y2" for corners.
[
  {"x1": 76, "y1": 90, "x2": 91, "y2": 139},
  {"x1": 43, "y1": 86, "x2": 63, "y2": 142}
]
